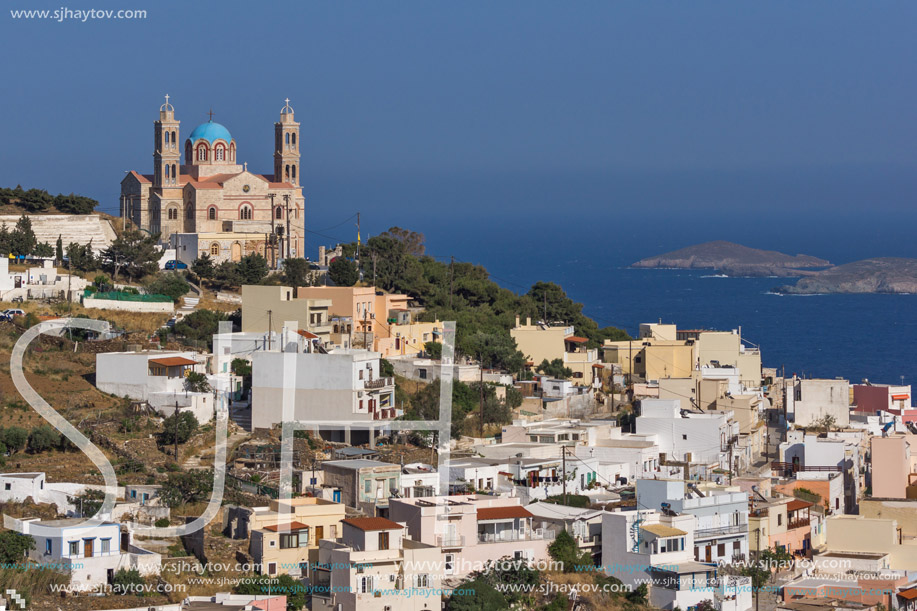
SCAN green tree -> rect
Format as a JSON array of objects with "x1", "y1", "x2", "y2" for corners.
[
  {"x1": 33, "y1": 241, "x2": 54, "y2": 257},
  {"x1": 0, "y1": 531, "x2": 34, "y2": 564},
  {"x1": 424, "y1": 341, "x2": 442, "y2": 359},
  {"x1": 379, "y1": 226, "x2": 425, "y2": 256},
  {"x1": 28, "y1": 425, "x2": 61, "y2": 453},
  {"x1": 625, "y1": 583, "x2": 648, "y2": 605},
  {"x1": 67, "y1": 241, "x2": 98, "y2": 272},
  {"x1": 55, "y1": 235, "x2": 63, "y2": 264},
  {"x1": 53, "y1": 193, "x2": 98, "y2": 214},
  {"x1": 328, "y1": 257, "x2": 359, "y2": 286},
  {"x1": 160, "y1": 469, "x2": 213, "y2": 508},
  {"x1": 69, "y1": 488, "x2": 106, "y2": 517},
  {"x1": 548, "y1": 529, "x2": 594, "y2": 573},
  {"x1": 184, "y1": 371, "x2": 211, "y2": 393},
  {"x1": 463, "y1": 331, "x2": 526, "y2": 373},
  {"x1": 159, "y1": 411, "x2": 199, "y2": 445},
  {"x1": 235, "y1": 573, "x2": 306, "y2": 610},
  {"x1": 147, "y1": 271, "x2": 190, "y2": 302},
  {"x1": 237, "y1": 253, "x2": 269, "y2": 284},
  {"x1": 446, "y1": 578, "x2": 508, "y2": 611},
  {"x1": 191, "y1": 254, "x2": 215, "y2": 279},
  {"x1": 282, "y1": 257, "x2": 312, "y2": 288},
  {"x1": 0, "y1": 427, "x2": 29, "y2": 453},
  {"x1": 536, "y1": 358, "x2": 574, "y2": 379},
  {"x1": 9, "y1": 215, "x2": 37, "y2": 256},
  {"x1": 174, "y1": 309, "x2": 228, "y2": 343},
  {"x1": 103, "y1": 229, "x2": 160, "y2": 280},
  {"x1": 111, "y1": 568, "x2": 146, "y2": 595}
]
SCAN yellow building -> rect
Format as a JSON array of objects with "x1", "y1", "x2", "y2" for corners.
[
  {"x1": 510, "y1": 316, "x2": 601, "y2": 383},
  {"x1": 249, "y1": 497, "x2": 346, "y2": 577},
  {"x1": 374, "y1": 320, "x2": 441, "y2": 358}
]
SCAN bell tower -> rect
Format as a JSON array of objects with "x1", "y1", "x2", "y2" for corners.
[
  {"x1": 153, "y1": 95, "x2": 181, "y2": 187},
  {"x1": 274, "y1": 98, "x2": 300, "y2": 186}
]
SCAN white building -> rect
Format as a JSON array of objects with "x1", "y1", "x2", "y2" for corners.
[
  {"x1": 785, "y1": 377, "x2": 851, "y2": 428},
  {"x1": 18, "y1": 518, "x2": 160, "y2": 591},
  {"x1": 637, "y1": 479, "x2": 750, "y2": 564},
  {"x1": 636, "y1": 399, "x2": 737, "y2": 466},
  {"x1": 95, "y1": 350, "x2": 206, "y2": 400},
  {"x1": 602, "y1": 510, "x2": 752, "y2": 611}
]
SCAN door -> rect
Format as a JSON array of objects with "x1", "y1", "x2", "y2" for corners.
[
  {"x1": 315, "y1": 526, "x2": 324, "y2": 542},
  {"x1": 84, "y1": 539, "x2": 93, "y2": 558},
  {"x1": 333, "y1": 489, "x2": 341, "y2": 503},
  {"x1": 705, "y1": 545, "x2": 711, "y2": 563}
]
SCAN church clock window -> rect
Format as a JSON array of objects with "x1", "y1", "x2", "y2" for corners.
[
  {"x1": 208, "y1": 207, "x2": 217, "y2": 220},
  {"x1": 240, "y1": 205, "x2": 253, "y2": 220}
]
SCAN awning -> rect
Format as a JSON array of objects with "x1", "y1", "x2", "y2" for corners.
[
  {"x1": 149, "y1": 357, "x2": 197, "y2": 367},
  {"x1": 477, "y1": 506, "x2": 533, "y2": 521}
]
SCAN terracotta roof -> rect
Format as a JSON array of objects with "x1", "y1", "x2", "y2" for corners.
[
  {"x1": 198, "y1": 173, "x2": 239, "y2": 184},
  {"x1": 149, "y1": 356, "x2": 198, "y2": 367},
  {"x1": 898, "y1": 589, "x2": 917, "y2": 601},
  {"x1": 641, "y1": 523, "x2": 688, "y2": 537},
  {"x1": 296, "y1": 330, "x2": 319, "y2": 340},
  {"x1": 565, "y1": 336, "x2": 589, "y2": 343},
  {"x1": 268, "y1": 182, "x2": 296, "y2": 189},
  {"x1": 477, "y1": 506, "x2": 533, "y2": 521},
  {"x1": 342, "y1": 517, "x2": 402, "y2": 532},
  {"x1": 262, "y1": 521, "x2": 309, "y2": 532},
  {"x1": 592, "y1": 364, "x2": 605, "y2": 369},
  {"x1": 786, "y1": 499, "x2": 813, "y2": 512},
  {"x1": 188, "y1": 181, "x2": 224, "y2": 190},
  {"x1": 126, "y1": 170, "x2": 151, "y2": 183}
]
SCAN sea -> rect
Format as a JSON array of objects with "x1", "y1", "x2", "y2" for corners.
[{"x1": 307, "y1": 170, "x2": 917, "y2": 387}]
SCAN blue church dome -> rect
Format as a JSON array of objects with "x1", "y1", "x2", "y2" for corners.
[{"x1": 187, "y1": 121, "x2": 232, "y2": 144}]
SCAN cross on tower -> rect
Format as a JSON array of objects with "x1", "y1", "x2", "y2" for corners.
[
  {"x1": 284, "y1": 98, "x2": 290, "y2": 106},
  {"x1": 164, "y1": 94, "x2": 170, "y2": 105},
  {"x1": 208, "y1": 108, "x2": 215, "y2": 121}
]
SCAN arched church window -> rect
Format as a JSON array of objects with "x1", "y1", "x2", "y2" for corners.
[
  {"x1": 208, "y1": 207, "x2": 217, "y2": 220},
  {"x1": 171, "y1": 131, "x2": 177, "y2": 148},
  {"x1": 291, "y1": 133, "x2": 296, "y2": 148},
  {"x1": 165, "y1": 165, "x2": 171, "y2": 181},
  {"x1": 210, "y1": 243, "x2": 220, "y2": 256},
  {"x1": 197, "y1": 145, "x2": 208, "y2": 161},
  {"x1": 164, "y1": 131, "x2": 170, "y2": 146},
  {"x1": 167, "y1": 207, "x2": 178, "y2": 221},
  {"x1": 172, "y1": 164, "x2": 177, "y2": 184},
  {"x1": 185, "y1": 142, "x2": 192, "y2": 163},
  {"x1": 186, "y1": 205, "x2": 194, "y2": 219},
  {"x1": 285, "y1": 165, "x2": 290, "y2": 181},
  {"x1": 285, "y1": 133, "x2": 290, "y2": 149},
  {"x1": 240, "y1": 205, "x2": 252, "y2": 220},
  {"x1": 230, "y1": 143, "x2": 235, "y2": 161},
  {"x1": 215, "y1": 145, "x2": 225, "y2": 162},
  {"x1": 275, "y1": 207, "x2": 283, "y2": 220},
  {"x1": 292, "y1": 165, "x2": 296, "y2": 180}
]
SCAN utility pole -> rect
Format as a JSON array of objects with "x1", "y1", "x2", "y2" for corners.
[
  {"x1": 283, "y1": 194, "x2": 292, "y2": 259},
  {"x1": 372, "y1": 252, "x2": 377, "y2": 288},
  {"x1": 267, "y1": 310, "x2": 273, "y2": 350},
  {"x1": 449, "y1": 255, "x2": 454, "y2": 311},
  {"x1": 268, "y1": 193, "x2": 276, "y2": 268},
  {"x1": 562, "y1": 446, "x2": 567, "y2": 505},
  {"x1": 479, "y1": 359, "x2": 485, "y2": 437},
  {"x1": 173, "y1": 401, "x2": 180, "y2": 464}
]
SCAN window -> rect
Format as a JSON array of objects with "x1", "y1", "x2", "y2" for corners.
[
  {"x1": 197, "y1": 145, "x2": 208, "y2": 161},
  {"x1": 280, "y1": 533, "x2": 298, "y2": 549},
  {"x1": 292, "y1": 165, "x2": 297, "y2": 180},
  {"x1": 359, "y1": 370, "x2": 364, "y2": 380},
  {"x1": 299, "y1": 529, "x2": 310, "y2": 547},
  {"x1": 444, "y1": 554, "x2": 455, "y2": 575},
  {"x1": 45, "y1": 539, "x2": 51, "y2": 554},
  {"x1": 364, "y1": 480, "x2": 372, "y2": 494},
  {"x1": 378, "y1": 531, "x2": 389, "y2": 550},
  {"x1": 186, "y1": 204, "x2": 194, "y2": 219},
  {"x1": 268, "y1": 562, "x2": 277, "y2": 575},
  {"x1": 419, "y1": 369, "x2": 427, "y2": 380},
  {"x1": 285, "y1": 165, "x2": 290, "y2": 181},
  {"x1": 210, "y1": 243, "x2": 220, "y2": 256},
  {"x1": 414, "y1": 574, "x2": 430, "y2": 588},
  {"x1": 101, "y1": 539, "x2": 110, "y2": 554},
  {"x1": 167, "y1": 207, "x2": 178, "y2": 220},
  {"x1": 208, "y1": 207, "x2": 216, "y2": 220},
  {"x1": 240, "y1": 205, "x2": 252, "y2": 220},
  {"x1": 359, "y1": 576, "x2": 374, "y2": 594},
  {"x1": 215, "y1": 145, "x2": 225, "y2": 161},
  {"x1": 275, "y1": 207, "x2": 283, "y2": 219},
  {"x1": 69, "y1": 541, "x2": 79, "y2": 556},
  {"x1": 777, "y1": 514, "x2": 783, "y2": 526},
  {"x1": 285, "y1": 133, "x2": 290, "y2": 148},
  {"x1": 4, "y1": 483, "x2": 9, "y2": 491},
  {"x1": 717, "y1": 543, "x2": 725, "y2": 557},
  {"x1": 682, "y1": 434, "x2": 688, "y2": 440},
  {"x1": 292, "y1": 133, "x2": 296, "y2": 148}
]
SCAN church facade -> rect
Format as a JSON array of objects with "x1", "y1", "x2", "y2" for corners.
[{"x1": 120, "y1": 96, "x2": 304, "y2": 265}]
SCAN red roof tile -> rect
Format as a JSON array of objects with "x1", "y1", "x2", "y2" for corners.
[
  {"x1": 477, "y1": 506, "x2": 533, "y2": 521},
  {"x1": 786, "y1": 499, "x2": 813, "y2": 513},
  {"x1": 263, "y1": 521, "x2": 309, "y2": 532},
  {"x1": 149, "y1": 356, "x2": 198, "y2": 367},
  {"x1": 565, "y1": 336, "x2": 589, "y2": 343},
  {"x1": 899, "y1": 589, "x2": 917, "y2": 601},
  {"x1": 342, "y1": 517, "x2": 402, "y2": 532}
]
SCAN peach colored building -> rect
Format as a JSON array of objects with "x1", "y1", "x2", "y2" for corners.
[
  {"x1": 388, "y1": 495, "x2": 556, "y2": 580},
  {"x1": 749, "y1": 497, "x2": 814, "y2": 557},
  {"x1": 870, "y1": 435, "x2": 911, "y2": 499},
  {"x1": 296, "y1": 286, "x2": 411, "y2": 347}
]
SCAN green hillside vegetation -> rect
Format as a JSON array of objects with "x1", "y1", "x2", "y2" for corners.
[
  {"x1": 0, "y1": 185, "x2": 99, "y2": 214},
  {"x1": 342, "y1": 227, "x2": 630, "y2": 362}
]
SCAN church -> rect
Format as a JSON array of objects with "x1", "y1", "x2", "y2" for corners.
[{"x1": 120, "y1": 96, "x2": 304, "y2": 265}]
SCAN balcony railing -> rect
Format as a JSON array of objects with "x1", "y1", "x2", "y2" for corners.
[
  {"x1": 365, "y1": 377, "x2": 394, "y2": 390},
  {"x1": 694, "y1": 524, "x2": 748, "y2": 539},
  {"x1": 477, "y1": 529, "x2": 556, "y2": 544},
  {"x1": 436, "y1": 535, "x2": 466, "y2": 547},
  {"x1": 788, "y1": 517, "x2": 810, "y2": 530}
]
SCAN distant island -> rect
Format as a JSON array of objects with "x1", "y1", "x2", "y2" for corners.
[
  {"x1": 631, "y1": 241, "x2": 830, "y2": 277},
  {"x1": 776, "y1": 258, "x2": 917, "y2": 294}
]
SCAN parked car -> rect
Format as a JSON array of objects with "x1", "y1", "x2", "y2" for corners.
[
  {"x1": 164, "y1": 260, "x2": 188, "y2": 270},
  {"x1": 3, "y1": 309, "x2": 25, "y2": 317}
]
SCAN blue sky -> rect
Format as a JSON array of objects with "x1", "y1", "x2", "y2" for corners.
[{"x1": 2, "y1": 1, "x2": 916, "y2": 263}]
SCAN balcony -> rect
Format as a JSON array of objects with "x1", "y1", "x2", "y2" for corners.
[
  {"x1": 436, "y1": 535, "x2": 466, "y2": 548},
  {"x1": 788, "y1": 517, "x2": 810, "y2": 530},
  {"x1": 694, "y1": 524, "x2": 748, "y2": 539},
  {"x1": 365, "y1": 377, "x2": 394, "y2": 390},
  {"x1": 477, "y1": 529, "x2": 556, "y2": 544}
]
